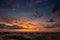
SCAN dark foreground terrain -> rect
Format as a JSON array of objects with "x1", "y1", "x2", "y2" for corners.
[{"x1": 0, "y1": 32, "x2": 60, "y2": 40}]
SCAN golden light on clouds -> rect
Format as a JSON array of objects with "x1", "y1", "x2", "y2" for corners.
[{"x1": 0, "y1": 16, "x2": 60, "y2": 32}]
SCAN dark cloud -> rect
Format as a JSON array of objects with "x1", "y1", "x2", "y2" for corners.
[
  {"x1": 0, "y1": 24, "x2": 6, "y2": 28},
  {"x1": 46, "y1": 18, "x2": 55, "y2": 22},
  {"x1": 52, "y1": 4, "x2": 60, "y2": 13},
  {"x1": 53, "y1": 23, "x2": 60, "y2": 27},
  {"x1": 0, "y1": 24, "x2": 26, "y2": 29},
  {"x1": 32, "y1": 14, "x2": 43, "y2": 18},
  {"x1": 32, "y1": 6, "x2": 43, "y2": 18},
  {"x1": 51, "y1": 4, "x2": 60, "y2": 17},
  {"x1": 52, "y1": 12, "x2": 60, "y2": 17},
  {"x1": 45, "y1": 23, "x2": 60, "y2": 28}
]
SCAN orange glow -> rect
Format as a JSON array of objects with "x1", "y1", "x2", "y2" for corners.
[
  {"x1": 0, "y1": 18, "x2": 45, "y2": 29},
  {"x1": 0, "y1": 17, "x2": 47, "y2": 32}
]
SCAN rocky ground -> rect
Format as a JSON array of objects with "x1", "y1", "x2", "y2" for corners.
[{"x1": 0, "y1": 32, "x2": 60, "y2": 40}]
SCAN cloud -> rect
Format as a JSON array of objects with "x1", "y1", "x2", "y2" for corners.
[
  {"x1": 46, "y1": 18, "x2": 55, "y2": 22},
  {"x1": 45, "y1": 22, "x2": 60, "y2": 28},
  {"x1": 52, "y1": 4, "x2": 60, "y2": 13},
  {"x1": 52, "y1": 23, "x2": 60, "y2": 27},
  {"x1": 35, "y1": 0, "x2": 43, "y2": 3},
  {"x1": 0, "y1": 24, "x2": 26, "y2": 29},
  {"x1": 51, "y1": 4, "x2": 60, "y2": 17}
]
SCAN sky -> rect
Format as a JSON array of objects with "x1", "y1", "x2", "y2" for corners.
[{"x1": 0, "y1": 0, "x2": 60, "y2": 32}]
